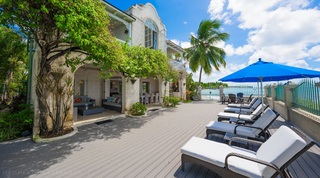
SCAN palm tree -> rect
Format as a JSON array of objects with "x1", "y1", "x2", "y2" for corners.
[{"x1": 185, "y1": 19, "x2": 229, "y2": 92}]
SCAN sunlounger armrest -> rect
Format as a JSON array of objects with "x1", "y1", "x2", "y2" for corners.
[
  {"x1": 229, "y1": 137, "x2": 263, "y2": 146},
  {"x1": 225, "y1": 153, "x2": 284, "y2": 178},
  {"x1": 234, "y1": 125, "x2": 263, "y2": 133},
  {"x1": 234, "y1": 125, "x2": 268, "y2": 140}
]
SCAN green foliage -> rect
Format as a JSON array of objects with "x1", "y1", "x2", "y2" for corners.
[
  {"x1": 118, "y1": 44, "x2": 172, "y2": 80},
  {"x1": 184, "y1": 19, "x2": 229, "y2": 85},
  {"x1": 182, "y1": 99, "x2": 192, "y2": 103},
  {"x1": 0, "y1": 0, "x2": 122, "y2": 136},
  {"x1": 186, "y1": 73, "x2": 197, "y2": 100},
  {"x1": 0, "y1": 104, "x2": 33, "y2": 142},
  {"x1": 200, "y1": 82, "x2": 228, "y2": 89},
  {"x1": 163, "y1": 97, "x2": 180, "y2": 107},
  {"x1": 0, "y1": 0, "x2": 122, "y2": 70},
  {"x1": 0, "y1": 26, "x2": 28, "y2": 103},
  {"x1": 129, "y1": 102, "x2": 147, "y2": 116}
]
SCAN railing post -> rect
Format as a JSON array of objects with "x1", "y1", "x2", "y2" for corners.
[
  {"x1": 271, "y1": 84, "x2": 277, "y2": 108},
  {"x1": 283, "y1": 83, "x2": 298, "y2": 121}
]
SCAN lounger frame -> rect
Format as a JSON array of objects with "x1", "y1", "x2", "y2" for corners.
[
  {"x1": 182, "y1": 127, "x2": 315, "y2": 178},
  {"x1": 206, "y1": 110, "x2": 279, "y2": 141}
]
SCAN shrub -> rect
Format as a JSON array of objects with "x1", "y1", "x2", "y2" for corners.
[
  {"x1": 129, "y1": 102, "x2": 147, "y2": 116},
  {"x1": 0, "y1": 104, "x2": 33, "y2": 142},
  {"x1": 163, "y1": 97, "x2": 180, "y2": 107}
]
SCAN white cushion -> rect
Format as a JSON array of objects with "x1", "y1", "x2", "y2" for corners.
[
  {"x1": 224, "y1": 107, "x2": 254, "y2": 113},
  {"x1": 227, "y1": 103, "x2": 251, "y2": 108},
  {"x1": 251, "y1": 108, "x2": 276, "y2": 135},
  {"x1": 227, "y1": 97, "x2": 258, "y2": 108},
  {"x1": 181, "y1": 137, "x2": 261, "y2": 177},
  {"x1": 256, "y1": 126, "x2": 307, "y2": 177},
  {"x1": 206, "y1": 121, "x2": 257, "y2": 138},
  {"x1": 218, "y1": 112, "x2": 255, "y2": 120}
]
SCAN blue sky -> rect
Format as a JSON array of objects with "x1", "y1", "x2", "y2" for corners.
[{"x1": 106, "y1": 0, "x2": 320, "y2": 84}]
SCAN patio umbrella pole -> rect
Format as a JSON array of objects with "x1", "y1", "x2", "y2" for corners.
[{"x1": 259, "y1": 77, "x2": 264, "y2": 111}]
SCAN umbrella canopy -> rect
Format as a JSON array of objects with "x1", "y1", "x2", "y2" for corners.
[
  {"x1": 219, "y1": 58, "x2": 320, "y2": 107},
  {"x1": 220, "y1": 58, "x2": 320, "y2": 82}
]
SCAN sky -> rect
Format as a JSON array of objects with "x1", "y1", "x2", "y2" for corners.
[{"x1": 106, "y1": 0, "x2": 320, "y2": 85}]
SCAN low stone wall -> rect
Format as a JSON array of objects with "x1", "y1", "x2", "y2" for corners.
[
  {"x1": 289, "y1": 108, "x2": 320, "y2": 143},
  {"x1": 265, "y1": 96, "x2": 320, "y2": 143},
  {"x1": 273, "y1": 101, "x2": 287, "y2": 120}
]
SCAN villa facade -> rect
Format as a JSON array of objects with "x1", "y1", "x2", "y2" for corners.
[
  {"x1": 30, "y1": 1, "x2": 186, "y2": 130},
  {"x1": 73, "y1": 2, "x2": 186, "y2": 113}
]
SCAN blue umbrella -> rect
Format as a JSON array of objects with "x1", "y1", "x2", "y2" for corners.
[
  {"x1": 219, "y1": 58, "x2": 320, "y2": 104},
  {"x1": 220, "y1": 58, "x2": 320, "y2": 82}
]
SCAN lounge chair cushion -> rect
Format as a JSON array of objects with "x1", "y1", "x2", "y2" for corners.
[
  {"x1": 207, "y1": 108, "x2": 276, "y2": 139},
  {"x1": 181, "y1": 137, "x2": 261, "y2": 177},
  {"x1": 206, "y1": 121, "x2": 257, "y2": 138},
  {"x1": 227, "y1": 97, "x2": 258, "y2": 108},
  {"x1": 250, "y1": 108, "x2": 276, "y2": 135},
  {"x1": 256, "y1": 126, "x2": 307, "y2": 177},
  {"x1": 218, "y1": 112, "x2": 255, "y2": 120},
  {"x1": 224, "y1": 99, "x2": 261, "y2": 113}
]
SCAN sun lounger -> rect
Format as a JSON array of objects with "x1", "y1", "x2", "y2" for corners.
[
  {"x1": 227, "y1": 97, "x2": 258, "y2": 108},
  {"x1": 206, "y1": 108, "x2": 279, "y2": 141},
  {"x1": 181, "y1": 125, "x2": 315, "y2": 178},
  {"x1": 224, "y1": 98, "x2": 262, "y2": 113},
  {"x1": 218, "y1": 104, "x2": 269, "y2": 124}
]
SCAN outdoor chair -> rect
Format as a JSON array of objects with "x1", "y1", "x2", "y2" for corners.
[
  {"x1": 227, "y1": 97, "x2": 258, "y2": 108},
  {"x1": 236, "y1": 92, "x2": 244, "y2": 103},
  {"x1": 181, "y1": 125, "x2": 315, "y2": 178},
  {"x1": 150, "y1": 93, "x2": 155, "y2": 103},
  {"x1": 217, "y1": 104, "x2": 269, "y2": 124},
  {"x1": 206, "y1": 108, "x2": 279, "y2": 141},
  {"x1": 246, "y1": 94, "x2": 253, "y2": 103},
  {"x1": 224, "y1": 99, "x2": 262, "y2": 114},
  {"x1": 228, "y1": 94, "x2": 237, "y2": 104}
]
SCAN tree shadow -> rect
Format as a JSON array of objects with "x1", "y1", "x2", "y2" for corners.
[{"x1": 0, "y1": 110, "x2": 164, "y2": 178}]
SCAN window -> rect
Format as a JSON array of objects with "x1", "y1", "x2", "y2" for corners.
[{"x1": 145, "y1": 19, "x2": 158, "y2": 49}]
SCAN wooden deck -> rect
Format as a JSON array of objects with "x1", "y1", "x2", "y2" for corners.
[{"x1": 0, "y1": 101, "x2": 319, "y2": 178}]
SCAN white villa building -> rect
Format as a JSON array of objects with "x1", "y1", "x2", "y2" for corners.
[
  {"x1": 73, "y1": 2, "x2": 186, "y2": 113},
  {"x1": 30, "y1": 1, "x2": 187, "y2": 130}
]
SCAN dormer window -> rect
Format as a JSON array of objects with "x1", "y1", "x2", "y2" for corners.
[{"x1": 145, "y1": 19, "x2": 158, "y2": 49}]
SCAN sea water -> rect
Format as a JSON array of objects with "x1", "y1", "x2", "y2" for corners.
[{"x1": 201, "y1": 87, "x2": 263, "y2": 100}]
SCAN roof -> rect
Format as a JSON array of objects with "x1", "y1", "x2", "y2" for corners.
[
  {"x1": 166, "y1": 40, "x2": 185, "y2": 53},
  {"x1": 102, "y1": 1, "x2": 135, "y2": 22}
]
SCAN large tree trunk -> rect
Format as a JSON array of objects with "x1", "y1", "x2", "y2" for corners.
[
  {"x1": 198, "y1": 67, "x2": 202, "y2": 88},
  {"x1": 197, "y1": 67, "x2": 203, "y2": 100},
  {"x1": 35, "y1": 53, "x2": 73, "y2": 136}
]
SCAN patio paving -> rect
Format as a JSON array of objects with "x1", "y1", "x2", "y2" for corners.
[{"x1": 0, "y1": 101, "x2": 319, "y2": 178}]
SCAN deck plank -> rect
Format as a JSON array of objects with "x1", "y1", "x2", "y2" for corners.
[{"x1": 1, "y1": 101, "x2": 319, "y2": 178}]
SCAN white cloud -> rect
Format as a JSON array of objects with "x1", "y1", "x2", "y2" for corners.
[
  {"x1": 309, "y1": 45, "x2": 320, "y2": 58},
  {"x1": 224, "y1": 44, "x2": 235, "y2": 56},
  {"x1": 169, "y1": 39, "x2": 191, "y2": 49},
  {"x1": 208, "y1": 0, "x2": 226, "y2": 19},
  {"x1": 235, "y1": 45, "x2": 254, "y2": 55},
  {"x1": 207, "y1": 0, "x2": 320, "y2": 70},
  {"x1": 190, "y1": 62, "x2": 247, "y2": 82},
  {"x1": 183, "y1": 21, "x2": 187, "y2": 25},
  {"x1": 181, "y1": 41, "x2": 191, "y2": 48}
]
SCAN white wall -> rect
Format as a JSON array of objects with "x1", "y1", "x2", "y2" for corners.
[
  {"x1": 129, "y1": 3, "x2": 167, "y2": 53},
  {"x1": 74, "y1": 68, "x2": 103, "y2": 106}
]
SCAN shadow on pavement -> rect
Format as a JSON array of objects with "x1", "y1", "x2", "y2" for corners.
[{"x1": 0, "y1": 110, "x2": 163, "y2": 178}]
